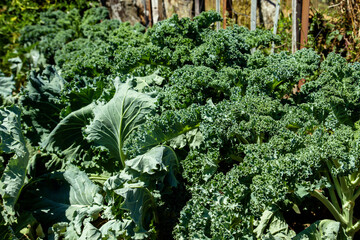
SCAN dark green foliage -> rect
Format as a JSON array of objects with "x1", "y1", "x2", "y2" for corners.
[
  {"x1": 245, "y1": 48, "x2": 320, "y2": 98},
  {"x1": 20, "y1": 66, "x2": 66, "y2": 144},
  {"x1": 55, "y1": 21, "x2": 147, "y2": 80},
  {"x1": 20, "y1": 7, "x2": 109, "y2": 61},
  {"x1": 0, "y1": 71, "x2": 14, "y2": 99},
  {"x1": 174, "y1": 168, "x2": 253, "y2": 239},
  {"x1": 191, "y1": 26, "x2": 250, "y2": 68},
  {"x1": 3, "y1": 6, "x2": 360, "y2": 239},
  {"x1": 158, "y1": 65, "x2": 239, "y2": 110},
  {"x1": 123, "y1": 104, "x2": 202, "y2": 158},
  {"x1": 300, "y1": 52, "x2": 360, "y2": 128},
  {"x1": 0, "y1": 0, "x2": 98, "y2": 85}
]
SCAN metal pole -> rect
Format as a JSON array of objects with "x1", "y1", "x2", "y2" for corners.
[
  {"x1": 271, "y1": 0, "x2": 280, "y2": 53},
  {"x1": 251, "y1": 0, "x2": 257, "y2": 53},
  {"x1": 251, "y1": 0, "x2": 257, "y2": 31}
]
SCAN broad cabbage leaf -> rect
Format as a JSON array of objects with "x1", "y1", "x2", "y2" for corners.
[
  {"x1": 19, "y1": 167, "x2": 103, "y2": 231},
  {"x1": 85, "y1": 80, "x2": 156, "y2": 168},
  {"x1": 0, "y1": 106, "x2": 29, "y2": 223}
]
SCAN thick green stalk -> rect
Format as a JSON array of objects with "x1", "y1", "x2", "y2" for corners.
[
  {"x1": 310, "y1": 190, "x2": 347, "y2": 225},
  {"x1": 120, "y1": 148, "x2": 126, "y2": 169},
  {"x1": 326, "y1": 161, "x2": 344, "y2": 203},
  {"x1": 89, "y1": 175, "x2": 109, "y2": 184},
  {"x1": 350, "y1": 171, "x2": 359, "y2": 184},
  {"x1": 352, "y1": 187, "x2": 360, "y2": 202},
  {"x1": 325, "y1": 171, "x2": 341, "y2": 212},
  {"x1": 349, "y1": 220, "x2": 360, "y2": 237},
  {"x1": 235, "y1": 133, "x2": 249, "y2": 144},
  {"x1": 351, "y1": 175, "x2": 360, "y2": 186},
  {"x1": 322, "y1": 159, "x2": 360, "y2": 237}
]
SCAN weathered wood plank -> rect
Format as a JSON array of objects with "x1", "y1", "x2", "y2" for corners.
[
  {"x1": 223, "y1": 0, "x2": 227, "y2": 29},
  {"x1": 216, "y1": 0, "x2": 221, "y2": 30},
  {"x1": 195, "y1": 0, "x2": 200, "y2": 16},
  {"x1": 300, "y1": 0, "x2": 310, "y2": 48}
]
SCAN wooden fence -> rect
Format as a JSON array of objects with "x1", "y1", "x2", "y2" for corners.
[{"x1": 143, "y1": 0, "x2": 332, "y2": 53}]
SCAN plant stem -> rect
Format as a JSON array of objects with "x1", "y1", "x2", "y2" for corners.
[
  {"x1": 310, "y1": 190, "x2": 347, "y2": 225},
  {"x1": 351, "y1": 220, "x2": 360, "y2": 235},
  {"x1": 351, "y1": 175, "x2": 360, "y2": 186},
  {"x1": 352, "y1": 187, "x2": 360, "y2": 202},
  {"x1": 325, "y1": 171, "x2": 341, "y2": 212},
  {"x1": 326, "y1": 161, "x2": 343, "y2": 202},
  {"x1": 235, "y1": 134, "x2": 249, "y2": 144},
  {"x1": 120, "y1": 148, "x2": 126, "y2": 169},
  {"x1": 89, "y1": 175, "x2": 109, "y2": 184}
]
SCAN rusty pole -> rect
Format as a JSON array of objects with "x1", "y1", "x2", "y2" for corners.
[
  {"x1": 223, "y1": 0, "x2": 227, "y2": 29},
  {"x1": 216, "y1": 0, "x2": 221, "y2": 30},
  {"x1": 300, "y1": 0, "x2": 310, "y2": 48},
  {"x1": 147, "y1": 0, "x2": 152, "y2": 27}
]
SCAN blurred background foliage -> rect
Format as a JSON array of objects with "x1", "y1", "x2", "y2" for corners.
[
  {"x1": 1, "y1": 0, "x2": 360, "y2": 91},
  {"x1": 0, "y1": 0, "x2": 99, "y2": 89},
  {"x1": 277, "y1": 0, "x2": 360, "y2": 61}
]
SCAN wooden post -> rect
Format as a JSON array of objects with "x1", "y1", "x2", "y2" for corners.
[
  {"x1": 300, "y1": 0, "x2": 310, "y2": 48},
  {"x1": 147, "y1": 0, "x2": 152, "y2": 27},
  {"x1": 216, "y1": 0, "x2": 221, "y2": 30},
  {"x1": 271, "y1": 0, "x2": 280, "y2": 54},
  {"x1": 195, "y1": 0, "x2": 200, "y2": 16},
  {"x1": 205, "y1": 0, "x2": 214, "y2": 11},
  {"x1": 223, "y1": 0, "x2": 227, "y2": 29}
]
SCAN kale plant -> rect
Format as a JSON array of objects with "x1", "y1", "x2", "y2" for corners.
[{"x1": 1, "y1": 8, "x2": 360, "y2": 240}]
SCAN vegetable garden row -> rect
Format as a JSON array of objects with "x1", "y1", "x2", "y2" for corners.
[{"x1": 1, "y1": 5, "x2": 360, "y2": 240}]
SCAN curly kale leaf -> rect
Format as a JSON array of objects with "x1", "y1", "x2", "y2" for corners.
[
  {"x1": 20, "y1": 7, "x2": 110, "y2": 61},
  {"x1": 158, "y1": 65, "x2": 239, "y2": 110},
  {"x1": 56, "y1": 21, "x2": 147, "y2": 79},
  {"x1": 193, "y1": 10, "x2": 223, "y2": 29},
  {"x1": 301, "y1": 52, "x2": 360, "y2": 128},
  {"x1": 55, "y1": 38, "x2": 113, "y2": 80},
  {"x1": 245, "y1": 49, "x2": 320, "y2": 98},
  {"x1": 174, "y1": 166, "x2": 253, "y2": 239},
  {"x1": 179, "y1": 94, "x2": 288, "y2": 185},
  {"x1": 200, "y1": 93, "x2": 285, "y2": 151},
  {"x1": 147, "y1": 13, "x2": 204, "y2": 50},
  {"x1": 191, "y1": 26, "x2": 250, "y2": 68},
  {"x1": 80, "y1": 6, "x2": 109, "y2": 27}
]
